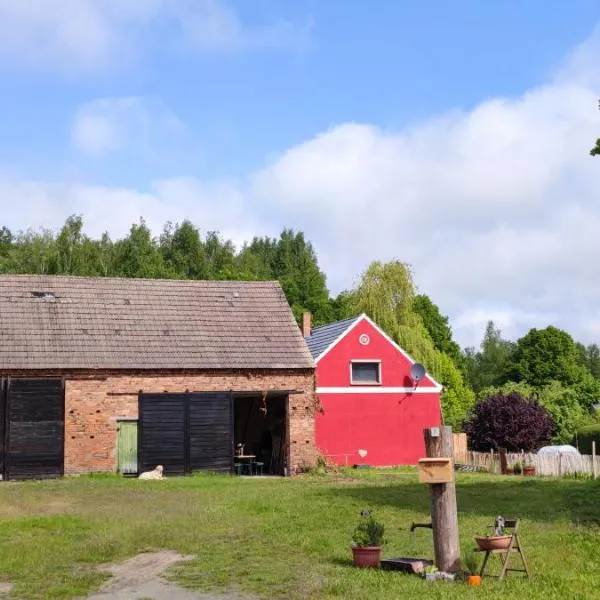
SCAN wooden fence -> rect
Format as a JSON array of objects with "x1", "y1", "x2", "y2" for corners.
[{"x1": 454, "y1": 448, "x2": 598, "y2": 478}]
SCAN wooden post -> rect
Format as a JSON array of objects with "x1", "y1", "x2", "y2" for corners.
[
  {"x1": 558, "y1": 452, "x2": 563, "y2": 478},
  {"x1": 424, "y1": 427, "x2": 461, "y2": 573},
  {"x1": 499, "y1": 447, "x2": 507, "y2": 475},
  {"x1": 593, "y1": 442, "x2": 597, "y2": 480}
]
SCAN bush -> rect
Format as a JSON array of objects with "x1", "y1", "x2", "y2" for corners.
[
  {"x1": 464, "y1": 392, "x2": 553, "y2": 452},
  {"x1": 351, "y1": 509, "x2": 385, "y2": 547},
  {"x1": 572, "y1": 424, "x2": 600, "y2": 454}
]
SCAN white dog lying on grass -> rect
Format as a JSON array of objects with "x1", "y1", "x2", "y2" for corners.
[{"x1": 138, "y1": 465, "x2": 164, "y2": 479}]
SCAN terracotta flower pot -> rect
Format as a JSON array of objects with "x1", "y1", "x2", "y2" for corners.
[
  {"x1": 523, "y1": 466, "x2": 536, "y2": 476},
  {"x1": 475, "y1": 535, "x2": 512, "y2": 551},
  {"x1": 467, "y1": 575, "x2": 482, "y2": 586},
  {"x1": 351, "y1": 546, "x2": 382, "y2": 568}
]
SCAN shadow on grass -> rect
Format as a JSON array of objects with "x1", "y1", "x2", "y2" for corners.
[{"x1": 319, "y1": 475, "x2": 600, "y2": 526}]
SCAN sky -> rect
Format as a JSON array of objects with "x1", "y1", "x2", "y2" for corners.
[{"x1": 1, "y1": 0, "x2": 600, "y2": 349}]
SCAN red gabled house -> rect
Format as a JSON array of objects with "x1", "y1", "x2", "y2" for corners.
[{"x1": 304, "y1": 313, "x2": 442, "y2": 467}]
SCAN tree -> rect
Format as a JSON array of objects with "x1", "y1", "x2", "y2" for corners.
[
  {"x1": 413, "y1": 294, "x2": 465, "y2": 373},
  {"x1": 478, "y1": 380, "x2": 594, "y2": 444},
  {"x1": 464, "y1": 321, "x2": 514, "y2": 392},
  {"x1": 349, "y1": 260, "x2": 475, "y2": 428},
  {"x1": 159, "y1": 220, "x2": 207, "y2": 279},
  {"x1": 509, "y1": 326, "x2": 585, "y2": 388},
  {"x1": 113, "y1": 220, "x2": 166, "y2": 279},
  {"x1": 464, "y1": 392, "x2": 553, "y2": 452},
  {"x1": 576, "y1": 342, "x2": 600, "y2": 379}
]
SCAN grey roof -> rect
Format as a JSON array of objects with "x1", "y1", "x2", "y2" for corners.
[
  {"x1": 0, "y1": 275, "x2": 314, "y2": 371},
  {"x1": 305, "y1": 316, "x2": 358, "y2": 359}
]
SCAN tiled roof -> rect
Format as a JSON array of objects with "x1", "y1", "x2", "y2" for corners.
[
  {"x1": 305, "y1": 316, "x2": 358, "y2": 359},
  {"x1": 0, "y1": 275, "x2": 314, "y2": 371}
]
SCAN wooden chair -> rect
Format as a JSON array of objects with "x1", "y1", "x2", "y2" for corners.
[{"x1": 476, "y1": 518, "x2": 530, "y2": 580}]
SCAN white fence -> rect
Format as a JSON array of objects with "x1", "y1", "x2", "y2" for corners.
[{"x1": 454, "y1": 450, "x2": 598, "y2": 478}]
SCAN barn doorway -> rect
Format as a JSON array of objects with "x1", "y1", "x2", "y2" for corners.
[
  {"x1": 0, "y1": 378, "x2": 65, "y2": 481},
  {"x1": 233, "y1": 393, "x2": 288, "y2": 475}
]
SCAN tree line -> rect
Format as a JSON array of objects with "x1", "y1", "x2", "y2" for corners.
[{"x1": 1, "y1": 215, "x2": 599, "y2": 441}]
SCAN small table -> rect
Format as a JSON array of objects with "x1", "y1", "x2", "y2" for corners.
[{"x1": 235, "y1": 454, "x2": 256, "y2": 475}]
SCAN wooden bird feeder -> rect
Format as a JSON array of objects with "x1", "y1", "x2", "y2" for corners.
[{"x1": 417, "y1": 457, "x2": 454, "y2": 484}]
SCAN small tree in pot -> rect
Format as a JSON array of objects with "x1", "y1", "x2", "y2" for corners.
[{"x1": 351, "y1": 509, "x2": 385, "y2": 568}]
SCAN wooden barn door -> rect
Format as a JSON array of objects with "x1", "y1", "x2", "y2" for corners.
[
  {"x1": 189, "y1": 392, "x2": 233, "y2": 474},
  {"x1": 139, "y1": 392, "x2": 233, "y2": 476},
  {"x1": 138, "y1": 394, "x2": 186, "y2": 475},
  {"x1": 4, "y1": 379, "x2": 64, "y2": 480}
]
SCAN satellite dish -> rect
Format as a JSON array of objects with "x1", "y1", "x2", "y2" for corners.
[{"x1": 410, "y1": 363, "x2": 426, "y2": 388}]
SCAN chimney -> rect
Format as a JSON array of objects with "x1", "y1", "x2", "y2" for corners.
[{"x1": 302, "y1": 312, "x2": 312, "y2": 337}]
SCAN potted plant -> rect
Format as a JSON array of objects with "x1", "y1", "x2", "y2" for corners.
[
  {"x1": 475, "y1": 518, "x2": 511, "y2": 551},
  {"x1": 351, "y1": 509, "x2": 385, "y2": 568},
  {"x1": 513, "y1": 461, "x2": 522, "y2": 475},
  {"x1": 462, "y1": 552, "x2": 481, "y2": 586},
  {"x1": 523, "y1": 463, "x2": 536, "y2": 476}
]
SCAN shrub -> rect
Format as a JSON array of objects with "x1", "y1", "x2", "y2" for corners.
[
  {"x1": 572, "y1": 423, "x2": 600, "y2": 454},
  {"x1": 464, "y1": 392, "x2": 553, "y2": 452},
  {"x1": 351, "y1": 509, "x2": 385, "y2": 547}
]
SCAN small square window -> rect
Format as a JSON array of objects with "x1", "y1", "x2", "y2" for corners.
[{"x1": 351, "y1": 361, "x2": 381, "y2": 384}]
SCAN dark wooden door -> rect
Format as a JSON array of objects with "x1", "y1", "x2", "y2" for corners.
[
  {"x1": 139, "y1": 392, "x2": 233, "y2": 475},
  {"x1": 4, "y1": 379, "x2": 64, "y2": 480},
  {"x1": 189, "y1": 392, "x2": 233, "y2": 474},
  {"x1": 138, "y1": 393, "x2": 186, "y2": 475}
]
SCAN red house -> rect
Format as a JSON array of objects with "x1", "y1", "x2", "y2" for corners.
[{"x1": 304, "y1": 313, "x2": 442, "y2": 467}]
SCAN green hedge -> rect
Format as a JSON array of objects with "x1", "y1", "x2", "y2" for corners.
[{"x1": 573, "y1": 424, "x2": 600, "y2": 454}]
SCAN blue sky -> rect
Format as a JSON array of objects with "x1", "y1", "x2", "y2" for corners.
[{"x1": 1, "y1": 1, "x2": 600, "y2": 347}]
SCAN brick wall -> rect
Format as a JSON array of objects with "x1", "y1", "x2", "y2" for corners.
[{"x1": 61, "y1": 369, "x2": 316, "y2": 476}]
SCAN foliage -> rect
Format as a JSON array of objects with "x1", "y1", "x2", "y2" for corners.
[
  {"x1": 461, "y1": 551, "x2": 480, "y2": 575},
  {"x1": 346, "y1": 260, "x2": 475, "y2": 428},
  {"x1": 576, "y1": 342, "x2": 600, "y2": 379},
  {"x1": 0, "y1": 216, "x2": 334, "y2": 327},
  {"x1": 464, "y1": 321, "x2": 515, "y2": 392},
  {"x1": 413, "y1": 294, "x2": 465, "y2": 372},
  {"x1": 508, "y1": 326, "x2": 586, "y2": 388},
  {"x1": 478, "y1": 380, "x2": 596, "y2": 444},
  {"x1": 573, "y1": 423, "x2": 600, "y2": 455},
  {"x1": 464, "y1": 392, "x2": 553, "y2": 451},
  {"x1": 351, "y1": 509, "x2": 385, "y2": 547}
]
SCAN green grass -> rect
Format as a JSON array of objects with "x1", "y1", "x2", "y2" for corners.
[{"x1": 0, "y1": 470, "x2": 599, "y2": 598}]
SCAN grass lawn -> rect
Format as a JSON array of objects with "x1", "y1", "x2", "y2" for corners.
[{"x1": 0, "y1": 470, "x2": 599, "y2": 599}]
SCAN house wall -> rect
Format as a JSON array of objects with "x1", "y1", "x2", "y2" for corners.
[
  {"x1": 315, "y1": 318, "x2": 441, "y2": 466},
  {"x1": 3, "y1": 369, "x2": 316, "y2": 476},
  {"x1": 316, "y1": 318, "x2": 438, "y2": 388},
  {"x1": 316, "y1": 392, "x2": 440, "y2": 465}
]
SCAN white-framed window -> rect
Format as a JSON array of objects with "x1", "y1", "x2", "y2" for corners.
[{"x1": 350, "y1": 360, "x2": 382, "y2": 385}]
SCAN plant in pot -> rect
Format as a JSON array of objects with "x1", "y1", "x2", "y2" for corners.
[
  {"x1": 351, "y1": 509, "x2": 385, "y2": 568},
  {"x1": 462, "y1": 552, "x2": 481, "y2": 586},
  {"x1": 475, "y1": 516, "x2": 512, "y2": 551},
  {"x1": 523, "y1": 462, "x2": 536, "y2": 476}
]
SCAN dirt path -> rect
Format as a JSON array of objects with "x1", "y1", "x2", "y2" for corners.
[{"x1": 83, "y1": 551, "x2": 252, "y2": 600}]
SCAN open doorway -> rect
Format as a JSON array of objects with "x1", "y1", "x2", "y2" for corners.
[{"x1": 233, "y1": 393, "x2": 287, "y2": 475}]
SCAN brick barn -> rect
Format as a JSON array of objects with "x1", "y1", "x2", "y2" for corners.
[
  {"x1": 0, "y1": 275, "x2": 316, "y2": 480},
  {"x1": 305, "y1": 313, "x2": 442, "y2": 467}
]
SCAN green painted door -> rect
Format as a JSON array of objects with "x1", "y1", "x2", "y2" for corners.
[{"x1": 117, "y1": 420, "x2": 138, "y2": 474}]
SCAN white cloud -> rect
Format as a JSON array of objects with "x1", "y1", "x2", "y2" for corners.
[
  {"x1": 3, "y1": 29, "x2": 600, "y2": 348},
  {"x1": 0, "y1": 0, "x2": 311, "y2": 71},
  {"x1": 71, "y1": 96, "x2": 186, "y2": 156}
]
